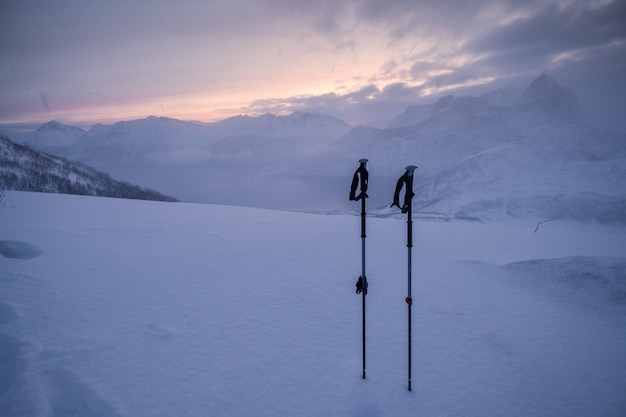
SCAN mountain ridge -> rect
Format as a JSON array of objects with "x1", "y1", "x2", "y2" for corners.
[{"x1": 0, "y1": 135, "x2": 177, "y2": 202}]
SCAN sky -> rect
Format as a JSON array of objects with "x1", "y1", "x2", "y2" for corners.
[{"x1": 1, "y1": 0, "x2": 625, "y2": 129}]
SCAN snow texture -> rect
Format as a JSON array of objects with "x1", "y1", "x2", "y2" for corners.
[{"x1": 1, "y1": 191, "x2": 625, "y2": 416}]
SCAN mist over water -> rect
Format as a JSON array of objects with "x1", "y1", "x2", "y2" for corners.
[{"x1": 106, "y1": 162, "x2": 400, "y2": 212}]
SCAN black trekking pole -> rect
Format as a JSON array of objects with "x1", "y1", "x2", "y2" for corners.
[
  {"x1": 350, "y1": 158, "x2": 369, "y2": 379},
  {"x1": 391, "y1": 165, "x2": 418, "y2": 391}
]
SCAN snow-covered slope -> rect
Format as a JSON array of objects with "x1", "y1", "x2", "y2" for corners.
[
  {"x1": 1, "y1": 191, "x2": 625, "y2": 416},
  {"x1": 413, "y1": 126, "x2": 626, "y2": 222},
  {"x1": 0, "y1": 135, "x2": 177, "y2": 201}
]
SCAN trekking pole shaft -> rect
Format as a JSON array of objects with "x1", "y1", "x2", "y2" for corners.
[
  {"x1": 361, "y1": 197, "x2": 366, "y2": 379},
  {"x1": 408, "y1": 303, "x2": 412, "y2": 391},
  {"x1": 407, "y1": 198, "x2": 413, "y2": 391}
]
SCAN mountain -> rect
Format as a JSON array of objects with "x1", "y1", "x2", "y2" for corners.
[
  {"x1": 511, "y1": 73, "x2": 584, "y2": 126},
  {"x1": 214, "y1": 111, "x2": 351, "y2": 141},
  {"x1": 386, "y1": 104, "x2": 432, "y2": 129},
  {"x1": 385, "y1": 74, "x2": 582, "y2": 131},
  {"x1": 52, "y1": 112, "x2": 351, "y2": 168},
  {"x1": 1, "y1": 74, "x2": 621, "y2": 221},
  {"x1": 0, "y1": 134, "x2": 177, "y2": 202},
  {"x1": 480, "y1": 85, "x2": 522, "y2": 107},
  {"x1": 298, "y1": 74, "x2": 625, "y2": 222},
  {"x1": 3, "y1": 112, "x2": 351, "y2": 207},
  {"x1": 60, "y1": 116, "x2": 211, "y2": 165},
  {"x1": 0, "y1": 120, "x2": 86, "y2": 154},
  {"x1": 31, "y1": 120, "x2": 87, "y2": 151}
]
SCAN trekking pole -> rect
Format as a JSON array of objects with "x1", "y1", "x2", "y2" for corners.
[
  {"x1": 350, "y1": 158, "x2": 369, "y2": 379},
  {"x1": 391, "y1": 165, "x2": 417, "y2": 391}
]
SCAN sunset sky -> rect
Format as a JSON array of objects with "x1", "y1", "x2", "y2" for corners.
[{"x1": 1, "y1": 0, "x2": 624, "y2": 129}]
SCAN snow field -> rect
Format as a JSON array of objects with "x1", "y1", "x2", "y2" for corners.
[{"x1": 1, "y1": 191, "x2": 625, "y2": 416}]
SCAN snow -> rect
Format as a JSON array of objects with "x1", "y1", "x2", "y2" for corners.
[{"x1": 1, "y1": 191, "x2": 626, "y2": 416}]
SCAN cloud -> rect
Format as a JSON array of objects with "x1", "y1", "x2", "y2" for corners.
[
  {"x1": 468, "y1": 1, "x2": 626, "y2": 64},
  {"x1": 242, "y1": 82, "x2": 428, "y2": 127},
  {"x1": 1, "y1": 0, "x2": 624, "y2": 127}
]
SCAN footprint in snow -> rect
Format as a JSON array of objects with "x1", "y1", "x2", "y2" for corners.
[{"x1": 0, "y1": 240, "x2": 43, "y2": 259}]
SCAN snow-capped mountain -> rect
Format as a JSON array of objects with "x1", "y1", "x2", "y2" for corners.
[
  {"x1": 32, "y1": 120, "x2": 87, "y2": 151},
  {"x1": 0, "y1": 120, "x2": 86, "y2": 154},
  {"x1": 60, "y1": 116, "x2": 212, "y2": 165},
  {"x1": 212, "y1": 111, "x2": 351, "y2": 142},
  {"x1": 1, "y1": 74, "x2": 623, "y2": 222},
  {"x1": 58, "y1": 112, "x2": 351, "y2": 167},
  {"x1": 300, "y1": 74, "x2": 625, "y2": 222},
  {"x1": 0, "y1": 134, "x2": 177, "y2": 202}
]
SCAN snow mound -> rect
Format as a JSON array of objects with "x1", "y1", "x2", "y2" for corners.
[{"x1": 503, "y1": 256, "x2": 626, "y2": 308}]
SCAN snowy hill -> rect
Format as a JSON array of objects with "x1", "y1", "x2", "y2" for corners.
[
  {"x1": 0, "y1": 135, "x2": 177, "y2": 202},
  {"x1": 1, "y1": 191, "x2": 625, "y2": 416}
]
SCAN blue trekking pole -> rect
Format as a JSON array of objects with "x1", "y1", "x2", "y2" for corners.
[
  {"x1": 350, "y1": 158, "x2": 369, "y2": 379},
  {"x1": 391, "y1": 165, "x2": 418, "y2": 391}
]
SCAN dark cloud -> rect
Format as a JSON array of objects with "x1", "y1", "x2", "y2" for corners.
[
  {"x1": 459, "y1": 1, "x2": 626, "y2": 106},
  {"x1": 468, "y1": 1, "x2": 626, "y2": 70}
]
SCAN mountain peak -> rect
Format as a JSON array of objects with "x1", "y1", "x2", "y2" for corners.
[
  {"x1": 519, "y1": 73, "x2": 562, "y2": 103},
  {"x1": 516, "y1": 73, "x2": 583, "y2": 125},
  {"x1": 37, "y1": 120, "x2": 85, "y2": 133}
]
